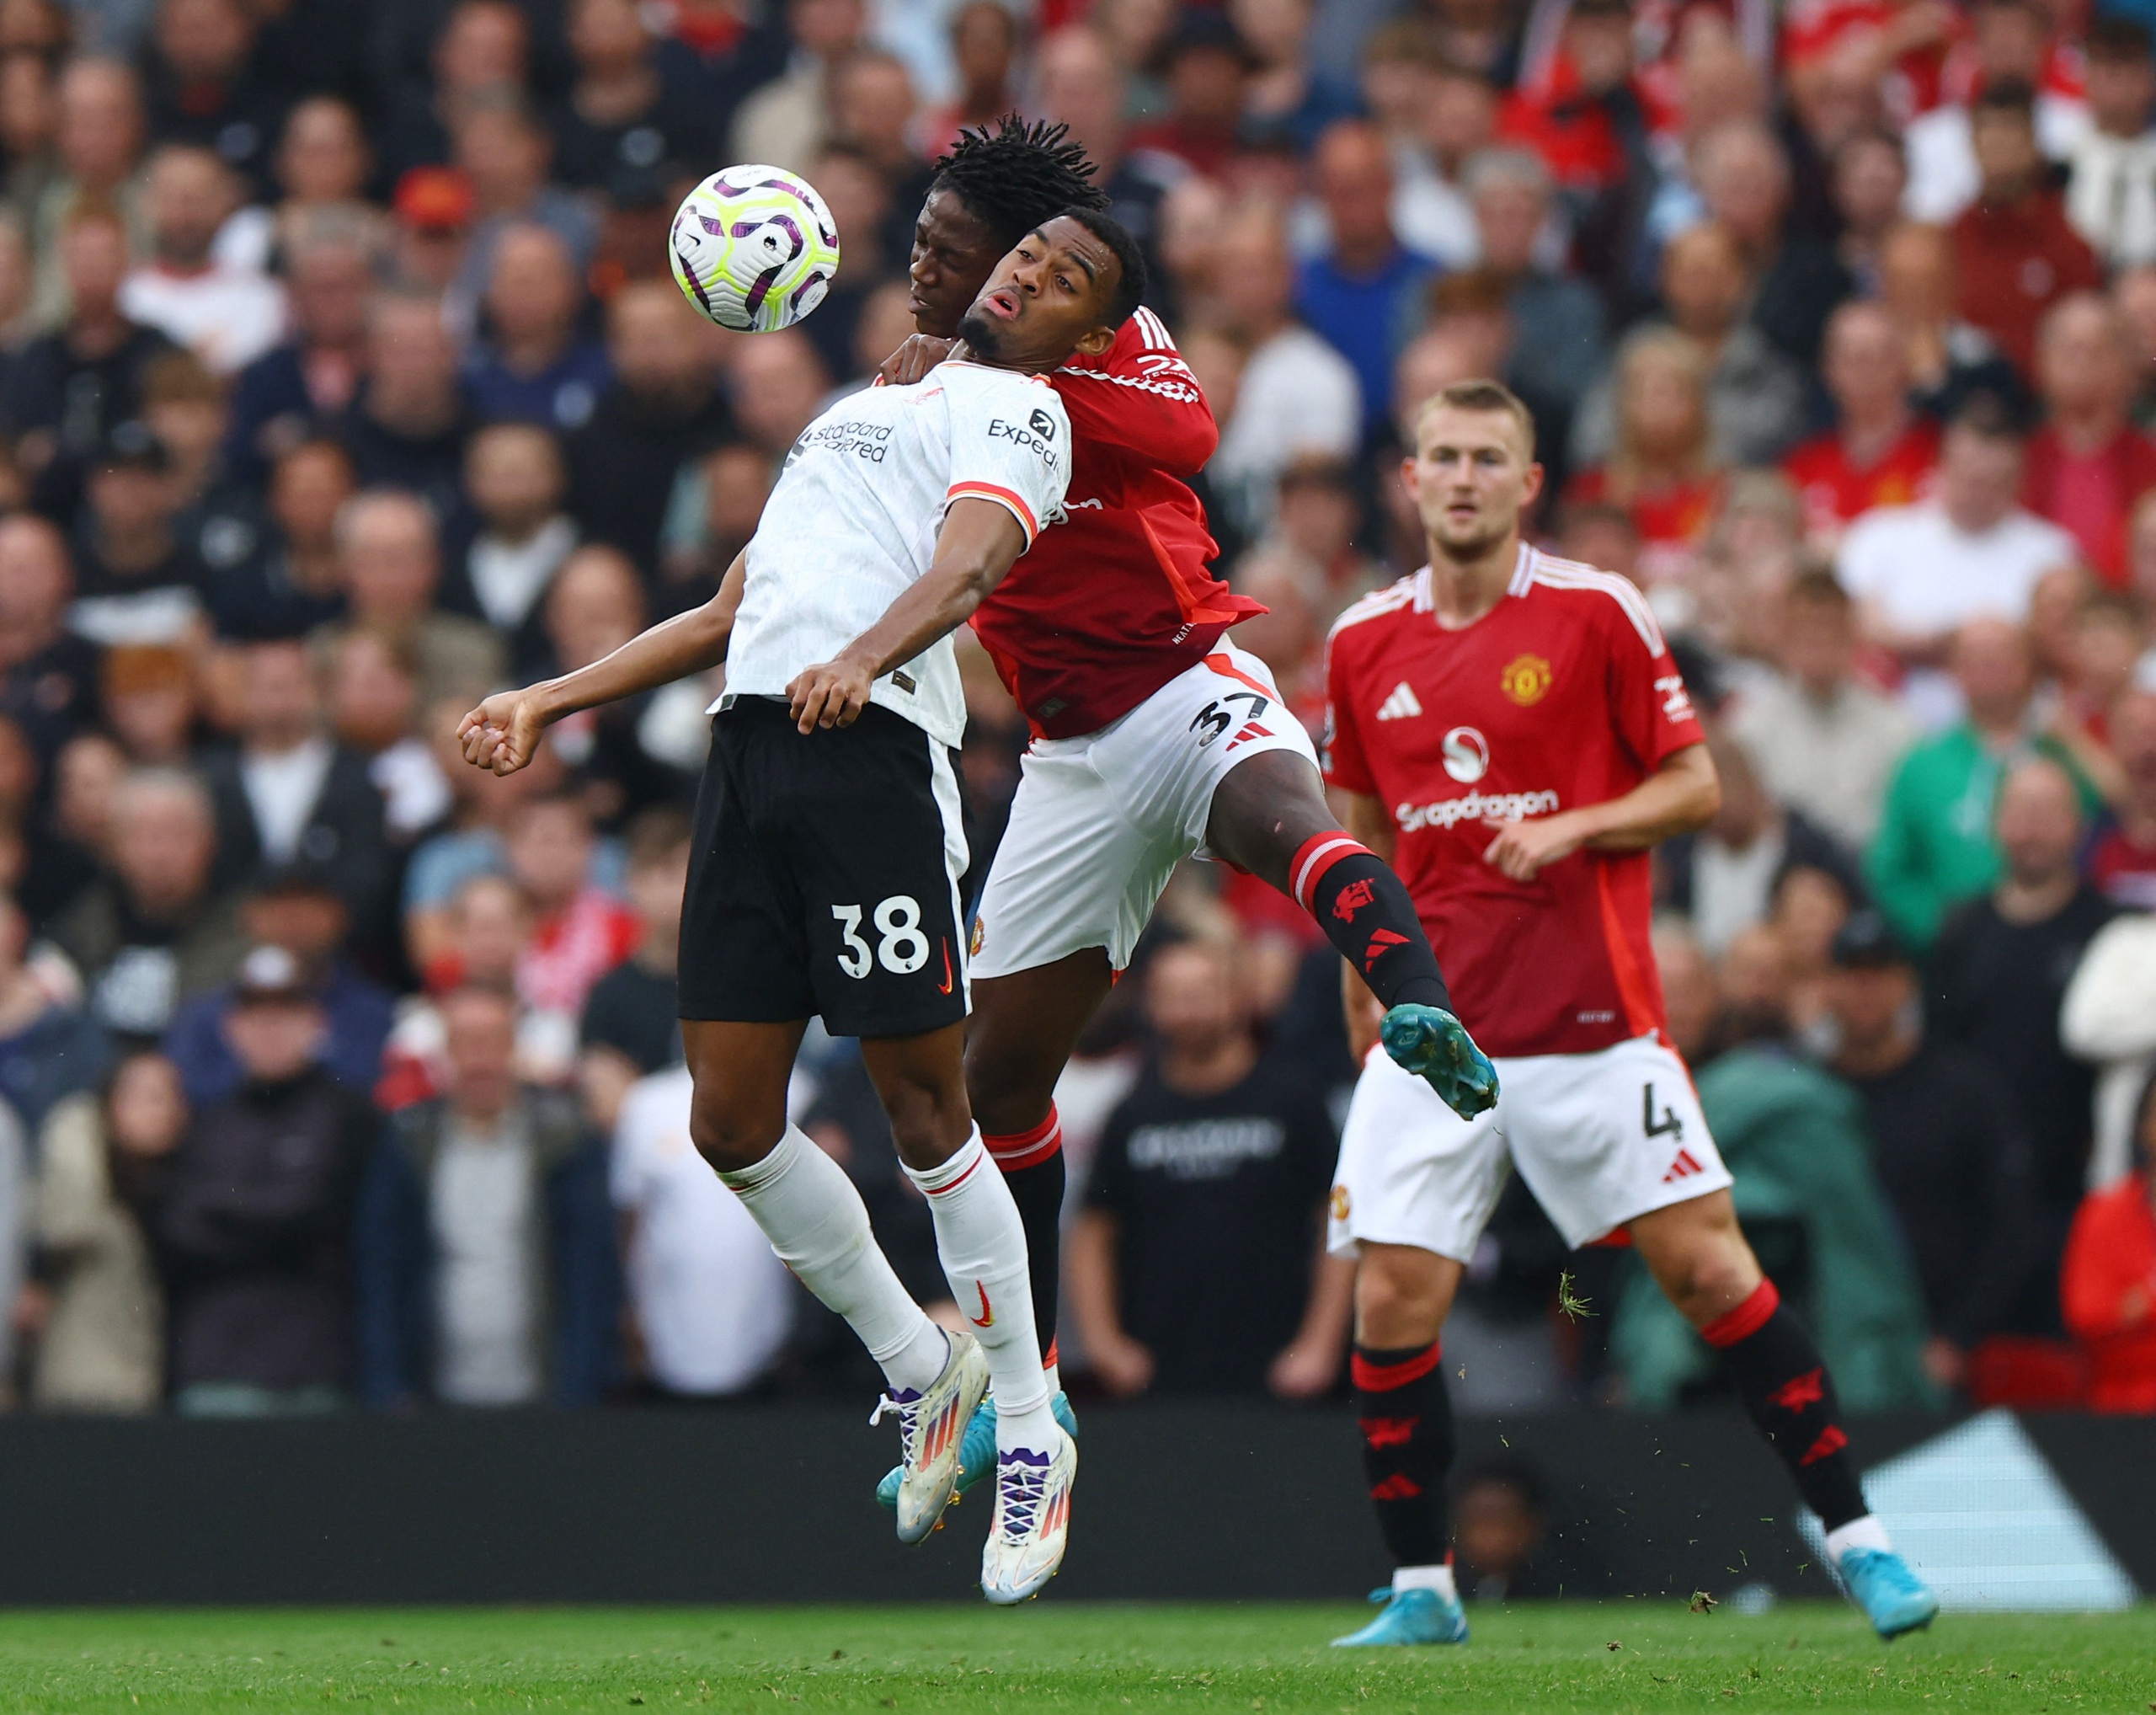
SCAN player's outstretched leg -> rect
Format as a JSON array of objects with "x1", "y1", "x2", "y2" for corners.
[
  {"x1": 1206, "y1": 753, "x2": 1496, "y2": 1119},
  {"x1": 1632, "y1": 1195, "x2": 1938, "y2": 1639},
  {"x1": 686, "y1": 1020, "x2": 979, "y2": 1545},
  {"x1": 1332, "y1": 1243, "x2": 1471, "y2": 1648},
  {"x1": 864, "y1": 1027, "x2": 1075, "y2": 1601}
]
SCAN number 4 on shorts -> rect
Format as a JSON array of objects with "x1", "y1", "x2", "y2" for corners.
[
  {"x1": 1642, "y1": 1082, "x2": 1684, "y2": 1140},
  {"x1": 832, "y1": 898, "x2": 931, "y2": 977}
]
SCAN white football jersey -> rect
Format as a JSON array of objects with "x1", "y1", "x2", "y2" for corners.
[{"x1": 719, "y1": 361, "x2": 1073, "y2": 747}]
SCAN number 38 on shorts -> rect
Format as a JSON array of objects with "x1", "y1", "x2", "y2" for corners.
[{"x1": 831, "y1": 896, "x2": 931, "y2": 977}]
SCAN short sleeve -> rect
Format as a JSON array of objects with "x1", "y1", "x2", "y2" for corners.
[
  {"x1": 942, "y1": 374, "x2": 1072, "y2": 548},
  {"x1": 1601, "y1": 587, "x2": 1705, "y2": 770},
  {"x1": 1321, "y1": 632, "x2": 1376, "y2": 794}
]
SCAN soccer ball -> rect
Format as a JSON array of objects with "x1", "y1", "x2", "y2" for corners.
[{"x1": 669, "y1": 165, "x2": 841, "y2": 334}]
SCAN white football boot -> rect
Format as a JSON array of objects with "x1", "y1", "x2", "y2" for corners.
[
  {"x1": 873, "y1": 1330, "x2": 990, "y2": 1545},
  {"x1": 979, "y1": 1424, "x2": 1077, "y2": 1604}
]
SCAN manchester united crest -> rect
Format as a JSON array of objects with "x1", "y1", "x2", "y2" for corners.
[{"x1": 1500, "y1": 654, "x2": 1552, "y2": 705}]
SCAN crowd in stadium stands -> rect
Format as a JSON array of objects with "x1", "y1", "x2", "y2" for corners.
[{"x1": 0, "y1": 0, "x2": 2153, "y2": 1419}]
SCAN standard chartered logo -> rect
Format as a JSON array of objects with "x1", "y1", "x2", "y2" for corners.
[{"x1": 1396, "y1": 788, "x2": 1562, "y2": 832}]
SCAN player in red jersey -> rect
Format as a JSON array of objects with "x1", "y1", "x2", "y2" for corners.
[
  {"x1": 873, "y1": 121, "x2": 1497, "y2": 1496},
  {"x1": 1321, "y1": 381, "x2": 1937, "y2": 1648}
]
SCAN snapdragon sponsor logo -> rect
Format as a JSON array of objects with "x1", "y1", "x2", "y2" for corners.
[{"x1": 1396, "y1": 788, "x2": 1561, "y2": 832}]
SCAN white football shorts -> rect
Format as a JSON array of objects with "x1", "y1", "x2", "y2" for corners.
[
  {"x1": 969, "y1": 644, "x2": 1318, "y2": 978},
  {"x1": 1326, "y1": 1030, "x2": 1733, "y2": 1257}
]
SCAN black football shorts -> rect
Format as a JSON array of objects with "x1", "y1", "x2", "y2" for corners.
[{"x1": 678, "y1": 695, "x2": 969, "y2": 1039}]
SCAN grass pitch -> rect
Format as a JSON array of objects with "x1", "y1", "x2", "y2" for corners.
[{"x1": 0, "y1": 1604, "x2": 2148, "y2": 1713}]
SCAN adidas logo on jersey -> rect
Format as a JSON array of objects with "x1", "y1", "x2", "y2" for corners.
[{"x1": 1374, "y1": 682, "x2": 1423, "y2": 721}]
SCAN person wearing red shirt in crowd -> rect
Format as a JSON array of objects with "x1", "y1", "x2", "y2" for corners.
[
  {"x1": 1566, "y1": 329, "x2": 1726, "y2": 583},
  {"x1": 1126, "y1": 12, "x2": 1255, "y2": 180},
  {"x1": 1785, "y1": 299, "x2": 1942, "y2": 547},
  {"x1": 1319, "y1": 377, "x2": 1937, "y2": 1647},
  {"x1": 1952, "y1": 79, "x2": 2104, "y2": 377},
  {"x1": 2022, "y1": 292, "x2": 2156, "y2": 585},
  {"x1": 2092, "y1": 688, "x2": 2156, "y2": 908},
  {"x1": 1782, "y1": 0, "x2": 1962, "y2": 124},
  {"x1": 2061, "y1": 1071, "x2": 2156, "y2": 1413}
]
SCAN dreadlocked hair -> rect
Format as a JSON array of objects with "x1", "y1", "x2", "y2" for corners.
[{"x1": 931, "y1": 115, "x2": 1110, "y2": 249}]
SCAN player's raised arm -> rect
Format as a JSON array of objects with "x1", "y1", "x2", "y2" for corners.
[
  {"x1": 786, "y1": 498, "x2": 1029, "y2": 733},
  {"x1": 458, "y1": 551, "x2": 747, "y2": 776}
]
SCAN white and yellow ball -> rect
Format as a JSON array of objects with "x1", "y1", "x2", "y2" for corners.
[{"x1": 668, "y1": 164, "x2": 841, "y2": 334}]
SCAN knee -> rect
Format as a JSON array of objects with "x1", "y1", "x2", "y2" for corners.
[
  {"x1": 1653, "y1": 1231, "x2": 1760, "y2": 1325},
  {"x1": 879, "y1": 1068, "x2": 970, "y2": 1169},
  {"x1": 1355, "y1": 1250, "x2": 1453, "y2": 1349},
  {"x1": 963, "y1": 1041, "x2": 1049, "y2": 1139},
  {"x1": 687, "y1": 1088, "x2": 783, "y2": 1176}
]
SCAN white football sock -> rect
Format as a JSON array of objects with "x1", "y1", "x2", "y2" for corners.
[
  {"x1": 1043, "y1": 1355, "x2": 1062, "y2": 1397},
  {"x1": 1395, "y1": 1563, "x2": 1458, "y2": 1600},
  {"x1": 718, "y1": 1124, "x2": 945, "y2": 1394},
  {"x1": 905, "y1": 1128, "x2": 1055, "y2": 1451},
  {"x1": 1825, "y1": 1515, "x2": 1892, "y2": 1559}
]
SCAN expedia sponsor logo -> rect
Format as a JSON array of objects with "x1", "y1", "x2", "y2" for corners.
[
  {"x1": 1396, "y1": 788, "x2": 1561, "y2": 832},
  {"x1": 988, "y1": 419, "x2": 1062, "y2": 468},
  {"x1": 1440, "y1": 726, "x2": 1489, "y2": 783}
]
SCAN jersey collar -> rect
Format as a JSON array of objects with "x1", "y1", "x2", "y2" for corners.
[{"x1": 1411, "y1": 543, "x2": 1535, "y2": 613}]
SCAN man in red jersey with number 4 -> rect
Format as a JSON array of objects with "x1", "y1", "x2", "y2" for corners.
[
  {"x1": 870, "y1": 120, "x2": 1497, "y2": 1514},
  {"x1": 1320, "y1": 379, "x2": 1938, "y2": 1649}
]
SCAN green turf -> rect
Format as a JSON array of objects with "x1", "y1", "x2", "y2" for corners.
[{"x1": 0, "y1": 1604, "x2": 2148, "y2": 1713}]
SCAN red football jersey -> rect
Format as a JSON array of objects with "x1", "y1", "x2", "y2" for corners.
[
  {"x1": 1322, "y1": 546, "x2": 1707, "y2": 1058},
  {"x1": 1782, "y1": 419, "x2": 1942, "y2": 544},
  {"x1": 969, "y1": 309, "x2": 1266, "y2": 740}
]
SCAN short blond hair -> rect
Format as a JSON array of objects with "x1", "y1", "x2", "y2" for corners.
[{"x1": 1412, "y1": 378, "x2": 1536, "y2": 458}]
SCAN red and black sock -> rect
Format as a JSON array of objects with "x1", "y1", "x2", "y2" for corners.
[
  {"x1": 985, "y1": 1109, "x2": 1065, "y2": 1367},
  {"x1": 1288, "y1": 835, "x2": 1454, "y2": 1015},
  {"x1": 1704, "y1": 1280, "x2": 1867, "y2": 1531},
  {"x1": 1353, "y1": 1341, "x2": 1454, "y2": 1567}
]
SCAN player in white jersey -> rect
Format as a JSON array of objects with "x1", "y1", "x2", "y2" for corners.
[{"x1": 455, "y1": 211, "x2": 1146, "y2": 1603}]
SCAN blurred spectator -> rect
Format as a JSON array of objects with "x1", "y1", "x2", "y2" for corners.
[
  {"x1": 1929, "y1": 757, "x2": 2116, "y2": 1300},
  {"x1": 611, "y1": 1063, "x2": 792, "y2": 1398},
  {"x1": 465, "y1": 222, "x2": 609, "y2": 433},
  {"x1": 728, "y1": 329, "x2": 830, "y2": 463},
  {"x1": 1951, "y1": 80, "x2": 2103, "y2": 377},
  {"x1": 654, "y1": 439, "x2": 771, "y2": 617},
  {"x1": 401, "y1": 708, "x2": 562, "y2": 971},
  {"x1": 1658, "y1": 725, "x2": 1864, "y2": 958},
  {"x1": 221, "y1": 211, "x2": 376, "y2": 486},
  {"x1": 1297, "y1": 119, "x2": 1438, "y2": 441},
  {"x1": 1838, "y1": 399, "x2": 2078, "y2": 660},
  {"x1": 206, "y1": 435, "x2": 354, "y2": 640},
  {"x1": 1131, "y1": 10, "x2": 1254, "y2": 178},
  {"x1": 333, "y1": 291, "x2": 472, "y2": 517},
  {"x1": 1784, "y1": 300, "x2": 1941, "y2": 550},
  {"x1": 505, "y1": 788, "x2": 638, "y2": 1023},
  {"x1": 1867, "y1": 617, "x2": 2091, "y2": 949},
  {"x1": 356, "y1": 982, "x2": 618, "y2": 1408},
  {"x1": 1465, "y1": 147, "x2": 1607, "y2": 463},
  {"x1": 52, "y1": 765, "x2": 247, "y2": 1041},
  {"x1": 0, "y1": 513, "x2": 100, "y2": 766},
  {"x1": 578, "y1": 806, "x2": 688, "y2": 1134},
  {"x1": 1566, "y1": 329, "x2": 1723, "y2": 584},
  {"x1": 0, "y1": 894, "x2": 109, "y2": 1132},
  {"x1": 564, "y1": 280, "x2": 732, "y2": 574},
  {"x1": 730, "y1": 0, "x2": 867, "y2": 173},
  {"x1": 551, "y1": 0, "x2": 716, "y2": 192},
  {"x1": 1825, "y1": 911, "x2": 2041, "y2": 1382},
  {"x1": 1034, "y1": 25, "x2": 1171, "y2": 281},
  {"x1": 318, "y1": 489, "x2": 504, "y2": 712},
  {"x1": 25, "y1": 59, "x2": 147, "y2": 327},
  {"x1": 1067, "y1": 939, "x2": 1348, "y2": 1399},
  {"x1": 1907, "y1": 0, "x2": 2088, "y2": 225},
  {"x1": 140, "y1": 0, "x2": 289, "y2": 200},
  {"x1": 1729, "y1": 569, "x2": 1918, "y2": 849},
  {"x1": 2061, "y1": 1070, "x2": 2156, "y2": 1411},
  {"x1": 118, "y1": 145, "x2": 286, "y2": 376},
  {"x1": 387, "y1": 166, "x2": 476, "y2": 310},
  {"x1": 919, "y1": 3, "x2": 1021, "y2": 161},
  {"x1": 163, "y1": 860, "x2": 392, "y2": 1109},
  {"x1": 100, "y1": 643, "x2": 196, "y2": 765},
  {"x1": 379, "y1": 0, "x2": 533, "y2": 185},
  {"x1": 454, "y1": 90, "x2": 600, "y2": 285},
  {"x1": 157, "y1": 943, "x2": 374, "y2": 1413},
  {"x1": 1831, "y1": 127, "x2": 1908, "y2": 292},
  {"x1": 2023, "y1": 293, "x2": 2156, "y2": 585},
  {"x1": 2065, "y1": 17, "x2": 2156, "y2": 270},
  {"x1": 1453, "y1": 1461, "x2": 1566, "y2": 1600},
  {"x1": 1878, "y1": 218, "x2": 2026, "y2": 421},
  {"x1": 1359, "y1": 24, "x2": 1490, "y2": 269},
  {"x1": 2063, "y1": 905, "x2": 2156, "y2": 1195},
  {"x1": 262, "y1": 96, "x2": 375, "y2": 265},
  {"x1": 329, "y1": 628, "x2": 450, "y2": 843},
  {"x1": 3, "y1": 206, "x2": 173, "y2": 482},
  {"x1": 27, "y1": 1050, "x2": 181, "y2": 1413},
  {"x1": 2093, "y1": 688, "x2": 2156, "y2": 906},
  {"x1": 1692, "y1": 116, "x2": 1853, "y2": 367},
  {"x1": 1209, "y1": 199, "x2": 1361, "y2": 541},
  {"x1": 449, "y1": 422, "x2": 578, "y2": 677},
  {"x1": 201, "y1": 636, "x2": 392, "y2": 931},
  {"x1": 68, "y1": 419, "x2": 209, "y2": 649},
  {"x1": 534, "y1": 544, "x2": 688, "y2": 815}
]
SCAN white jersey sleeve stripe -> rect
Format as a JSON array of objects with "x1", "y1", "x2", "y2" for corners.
[
  {"x1": 947, "y1": 480, "x2": 1040, "y2": 547},
  {"x1": 1528, "y1": 561, "x2": 1668, "y2": 654}
]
